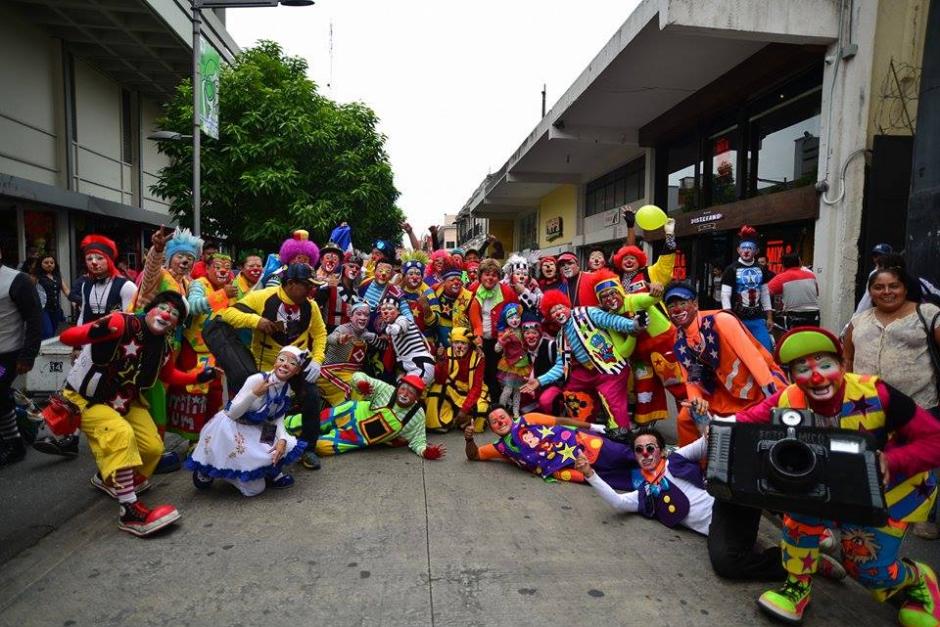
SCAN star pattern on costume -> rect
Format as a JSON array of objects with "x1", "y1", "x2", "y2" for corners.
[
  {"x1": 677, "y1": 344, "x2": 687, "y2": 355},
  {"x1": 440, "y1": 301, "x2": 453, "y2": 316},
  {"x1": 537, "y1": 426, "x2": 555, "y2": 438},
  {"x1": 801, "y1": 553, "x2": 816, "y2": 572},
  {"x1": 781, "y1": 548, "x2": 792, "y2": 564},
  {"x1": 702, "y1": 317, "x2": 712, "y2": 330},
  {"x1": 558, "y1": 444, "x2": 577, "y2": 463},
  {"x1": 111, "y1": 393, "x2": 129, "y2": 412},
  {"x1": 122, "y1": 339, "x2": 141, "y2": 358}
]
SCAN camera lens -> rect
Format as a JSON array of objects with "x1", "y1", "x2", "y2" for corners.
[{"x1": 767, "y1": 439, "x2": 817, "y2": 492}]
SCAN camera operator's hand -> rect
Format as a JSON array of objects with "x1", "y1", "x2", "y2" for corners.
[{"x1": 878, "y1": 451, "x2": 890, "y2": 488}]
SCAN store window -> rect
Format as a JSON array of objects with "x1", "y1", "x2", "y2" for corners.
[
  {"x1": 518, "y1": 212, "x2": 538, "y2": 250},
  {"x1": 585, "y1": 156, "x2": 645, "y2": 217},
  {"x1": 23, "y1": 209, "x2": 58, "y2": 273},
  {"x1": 664, "y1": 136, "x2": 701, "y2": 214},
  {"x1": 0, "y1": 207, "x2": 18, "y2": 268},
  {"x1": 708, "y1": 126, "x2": 739, "y2": 207},
  {"x1": 673, "y1": 248, "x2": 688, "y2": 280},
  {"x1": 749, "y1": 89, "x2": 821, "y2": 196}
]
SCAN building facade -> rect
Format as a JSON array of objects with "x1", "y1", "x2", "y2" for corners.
[{"x1": 0, "y1": 1, "x2": 238, "y2": 287}]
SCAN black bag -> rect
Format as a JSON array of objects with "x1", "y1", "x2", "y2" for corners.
[
  {"x1": 202, "y1": 317, "x2": 258, "y2": 397},
  {"x1": 915, "y1": 303, "x2": 940, "y2": 405}
]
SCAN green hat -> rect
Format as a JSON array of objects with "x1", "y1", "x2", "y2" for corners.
[{"x1": 775, "y1": 326, "x2": 843, "y2": 365}]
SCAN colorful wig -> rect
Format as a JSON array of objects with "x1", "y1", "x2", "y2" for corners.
[
  {"x1": 540, "y1": 289, "x2": 572, "y2": 319},
  {"x1": 593, "y1": 268, "x2": 626, "y2": 300},
  {"x1": 737, "y1": 225, "x2": 759, "y2": 247},
  {"x1": 80, "y1": 234, "x2": 119, "y2": 277},
  {"x1": 497, "y1": 302, "x2": 524, "y2": 332},
  {"x1": 612, "y1": 245, "x2": 647, "y2": 270},
  {"x1": 426, "y1": 250, "x2": 451, "y2": 278},
  {"x1": 279, "y1": 229, "x2": 320, "y2": 268},
  {"x1": 503, "y1": 254, "x2": 530, "y2": 279},
  {"x1": 165, "y1": 227, "x2": 204, "y2": 263},
  {"x1": 401, "y1": 249, "x2": 429, "y2": 275}
]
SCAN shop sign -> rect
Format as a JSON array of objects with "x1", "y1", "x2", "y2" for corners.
[
  {"x1": 545, "y1": 217, "x2": 563, "y2": 241},
  {"x1": 603, "y1": 210, "x2": 621, "y2": 228},
  {"x1": 689, "y1": 212, "x2": 723, "y2": 225}
]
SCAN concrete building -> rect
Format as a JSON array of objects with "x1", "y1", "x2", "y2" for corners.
[
  {"x1": 0, "y1": 1, "x2": 238, "y2": 286},
  {"x1": 464, "y1": 0, "x2": 933, "y2": 331},
  {"x1": 440, "y1": 213, "x2": 457, "y2": 250}
]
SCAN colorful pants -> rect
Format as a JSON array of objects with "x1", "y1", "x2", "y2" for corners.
[
  {"x1": 743, "y1": 317, "x2": 774, "y2": 353},
  {"x1": 167, "y1": 342, "x2": 222, "y2": 442},
  {"x1": 425, "y1": 380, "x2": 489, "y2": 432},
  {"x1": 315, "y1": 402, "x2": 402, "y2": 456},
  {"x1": 781, "y1": 513, "x2": 915, "y2": 601},
  {"x1": 65, "y1": 389, "x2": 163, "y2": 481},
  {"x1": 632, "y1": 327, "x2": 686, "y2": 425},
  {"x1": 538, "y1": 361, "x2": 632, "y2": 429},
  {"x1": 317, "y1": 364, "x2": 358, "y2": 407}
]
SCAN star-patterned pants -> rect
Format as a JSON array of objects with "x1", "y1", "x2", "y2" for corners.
[
  {"x1": 780, "y1": 513, "x2": 916, "y2": 600},
  {"x1": 64, "y1": 389, "x2": 164, "y2": 481}
]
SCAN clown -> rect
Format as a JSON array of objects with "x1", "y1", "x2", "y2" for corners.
[
  {"x1": 75, "y1": 234, "x2": 137, "y2": 325},
  {"x1": 316, "y1": 251, "x2": 363, "y2": 333},
  {"x1": 587, "y1": 248, "x2": 608, "y2": 272},
  {"x1": 521, "y1": 290, "x2": 639, "y2": 429},
  {"x1": 721, "y1": 225, "x2": 774, "y2": 352},
  {"x1": 135, "y1": 226, "x2": 203, "y2": 313},
  {"x1": 186, "y1": 345, "x2": 308, "y2": 497},
  {"x1": 732, "y1": 327, "x2": 940, "y2": 625},
  {"x1": 594, "y1": 269, "x2": 686, "y2": 425},
  {"x1": 359, "y1": 253, "x2": 411, "y2": 327},
  {"x1": 575, "y1": 425, "x2": 714, "y2": 535},
  {"x1": 169, "y1": 253, "x2": 237, "y2": 442},
  {"x1": 424, "y1": 249, "x2": 450, "y2": 288},
  {"x1": 316, "y1": 241, "x2": 344, "y2": 282},
  {"x1": 464, "y1": 407, "x2": 636, "y2": 489},
  {"x1": 317, "y1": 301, "x2": 385, "y2": 406},
  {"x1": 235, "y1": 252, "x2": 264, "y2": 298},
  {"x1": 429, "y1": 256, "x2": 473, "y2": 348},
  {"x1": 465, "y1": 260, "x2": 481, "y2": 285},
  {"x1": 376, "y1": 293, "x2": 435, "y2": 386},
  {"x1": 425, "y1": 327, "x2": 489, "y2": 432},
  {"x1": 399, "y1": 250, "x2": 439, "y2": 341},
  {"x1": 616, "y1": 208, "x2": 677, "y2": 296},
  {"x1": 469, "y1": 259, "x2": 520, "y2": 402},
  {"x1": 538, "y1": 255, "x2": 565, "y2": 295},
  {"x1": 555, "y1": 251, "x2": 600, "y2": 308},
  {"x1": 363, "y1": 238, "x2": 395, "y2": 281},
  {"x1": 502, "y1": 254, "x2": 542, "y2": 313},
  {"x1": 58, "y1": 291, "x2": 217, "y2": 536},
  {"x1": 314, "y1": 372, "x2": 446, "y2": 459},
  {"x1": 519, "y1": 311, "x2": 558, "y2": 414},
  {"x1": 494, "y1": 303, "x2": 529, "y2": 417},
  {"x1": 265, "y1": 230, "x2": 320, "y2": 288}
]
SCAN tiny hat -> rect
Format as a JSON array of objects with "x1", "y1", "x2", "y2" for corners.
[
  {"x1": 277, "y1": 345, "x2": 309, "y2": 362},
  {"x1": 379, "y1": 292, "x2": 401, "y2": 306},
  {"x1": 284, "y1": 263, "x2": 317, "y2": 285},
  {"x1": 775, "y1": 326, "x2": 843, "y2": 365},
  {"x1": 521, "y1": 310, "x2": 542, "y2": 328},
  {"x1": 319, "y1": 241, "x2": 343, "y2": 258},
  {"x1": 399, "y1": 374, "x2": 426, "y2": 393},
  {"x1": 872, "y1": 243, "x2": 894, "y2": 256}
]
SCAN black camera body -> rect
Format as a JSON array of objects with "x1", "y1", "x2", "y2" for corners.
[{"x1": 706, "y1": 408, "x2": 889, "y2": 526}]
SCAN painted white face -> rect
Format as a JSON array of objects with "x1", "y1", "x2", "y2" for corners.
[
  {"x1": 621, "y1": 255, "x2": 640, "y2": 273},
  {"x1": 405, "y1": 268, "x2": 423, "y2": 289},
  {"x1": 452, "y1": 340, "x2": 469, "y2": 359},
  {"x1": 321, "y1": 252, "x2": 340, "y2": 273},
  {"x1": 505, "y1": 311, "x2": 521, "y2": 329},
  {"x1": 85, "y1": 252, "x2": 109, "y2": 277},
  {"x1": 145, "y1": 301, "x2": 181, "y2": 335},
  {"x1": 380, "y1": 302, "x2": 398, "y2": 323},
  {"x1": 790, "y1": 353, "x2": 843, "y2": 402},
  {"x1": 559, "y1": 261, "x2": 578, "y2": 278},
  {"x1": 273, "y1": 351, "x2": 301, "y2": 381},
  {"x1": 170, "y1": 252, "x2": 194, "y2": 274},
  {"x1": 396, "y1": 382, "x2": 419, "y2": 407},
  {"x1": 512, "y1": 268, "x2": 528, "y2": 284},
  {"x1": 350, "y1": 307, "x2": 370, "y2": 331},
  {"x1": 550, "y1": 304, "x2": 570, "y2": 325},
  {"x1": 344, "y1": 263, "x2": 361, "y2": 281},
  {"x1": 588, "y1": 251, "x2": 606, "y2": 270}
]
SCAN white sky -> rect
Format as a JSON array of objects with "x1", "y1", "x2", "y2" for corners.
[{"x1": 226, "y1": 0, "x2": 641, "y2": 241}]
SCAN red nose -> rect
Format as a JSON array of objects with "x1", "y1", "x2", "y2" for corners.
[{"x1": 809, "y1": 371, "x2": 826, "y2": 386}]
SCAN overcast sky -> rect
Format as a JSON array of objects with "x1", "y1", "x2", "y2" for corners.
[{"x1": 226, "y1": 0, "x2": 640, "y2": 241}]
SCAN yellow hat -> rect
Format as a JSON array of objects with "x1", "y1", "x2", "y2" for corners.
[{"x1": 450, "y1": 327, "x2": 472, "y2": 344}]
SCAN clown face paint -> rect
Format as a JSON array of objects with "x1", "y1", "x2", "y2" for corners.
[
  {"x1": 432, "y1": 257, "x2": 444, "y2": 273},
  {"x1": 395, "y1": 382, "x2": 419, "y2": 407},
  {"x1": 444, "y1": 276, "x2": 463, "y2": 297},
  {"x1": 350, "y1": 306, "x2": 370, "y2": 331},
  {"x1": 512, "y1": 268, "x2": 529, "y2": 285},
  {"x1": 209, "y1": 258, "x2": 232, "y2": 287},
  {"x1": 480, "y1": 270, "x2": 500, "y2": 290},
  {"x1": 559, "y1": 260, "x2": 579, "y2": 279},
  {"x1": 145, "y1": 302, "x2": 181, "y2": 335},
  {"x1": 487, "y1": 408, "x2": 513, "y2": 436},
  {"x1": 405, "y1": 268, "x2": 423, "y2": 289},
  {"x1": 242, "y1": 256, "x2": 263, "y2": 285},
  {"x1": 550, "y1": 304, "x2": 571, "y2": 325},
  {"x1": 452, "y1": 340, "x2": 470, "y2": 359},
  {"x1": 505, "y1": 310, "x2": 522, "y2": 329},
  {"x1": 541, "y1": 260, "x2": 556, "y2": 280},
  {"x1": 633, "y1": 434, "x2": 662, "y2": 470},
  {"x1": 273, "y1": 351, "x2": 301, "y2": 381},
  {"x1": 379, "y1": 302, "x2": 398, "y2": 324},
  {"x1": 738, "y1": 242, "x2": 757, "y2": 262},
  {"x1": 621, "y1": 255, "x2": 640, "y2": 273},
  {"x1": 598, "y1": 288, "x2": 623, "y2": 312},
  {"x1": 169, "y1": 252, "x2": 194, "y2": 275},
  {"x1": 522, "y1": 326, "x2": 541, "y2": 348},
  {"x1": 666, "y1": 298, "x2": 698, "y2": 329},
  {"x1": 790, "y1": 353, "x2": 843, "y2": 402},
  {"x1": 344, "y1": 262, "x2": 361, "y2": 281},
  {"x1": 321, "y1": 252, "x2": 340, "y2": 274},
  {"x1": 375, "y1": 263, "x2": 393, "y2": 283},
  {"x1": 466, "y1": 266, "x2": 479, "y2": 283},
  {"x1": 85, "y1": 252, "x2": 109, "y2": 278},
  {"x1": 588, "y1": 251, "x2": 606, "y2": 271},
  {"x1": 292, "y1": 254, "x2": 311, "y2": 266}
]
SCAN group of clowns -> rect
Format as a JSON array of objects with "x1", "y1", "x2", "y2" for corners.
[{"x1": 41, "y1": 209, "x2": 940, "y2": 627}]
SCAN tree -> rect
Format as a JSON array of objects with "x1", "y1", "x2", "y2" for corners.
[{"x1": 151, "y1": 40, "x2": 404, "y2": 254}]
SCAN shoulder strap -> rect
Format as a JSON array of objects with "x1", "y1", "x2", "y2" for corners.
[{"x1": 915, "y1": 304, "x2": 940, "y2": 402}]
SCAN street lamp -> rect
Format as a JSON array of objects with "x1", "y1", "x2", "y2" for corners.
[
  {"x1": 147, "y1": 131, "x2": 193, "y2": 141},
  {"x1": 188, "y1": 0, "x2": 314, "y2": 237}
]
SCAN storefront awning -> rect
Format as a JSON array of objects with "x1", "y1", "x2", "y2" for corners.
[{"x1": 470, "y1": 0, "x2": 839, "y2": 219}]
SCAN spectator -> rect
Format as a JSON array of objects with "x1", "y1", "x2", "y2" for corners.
[
  {"x1": 18, "y1": 246, "x2": 39, "y2": 273},
  {"x1": 33, "y1": 255, "x2": 69, "y2": 340},
  {"x1": 190, "y1": 239, "x2": 219, "y2": 280},
  {"x1": 757, "y1": 254, "x2": 776, "y2": 280},
  {"x1": 116, "y1": 259, "x2": 138, "y2": 282},
  {"x1": 767, "y1": 253, "x2": 820, "y2": 329}
]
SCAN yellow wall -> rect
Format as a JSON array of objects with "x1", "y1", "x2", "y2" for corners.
[
  {"x1": 537, "y1": 184, "x2": 577, "y2": 249},
  {"x1": 867, "y1": 0, "x2": 929, "y2": 143},
  {"x1": 488, "y1": 219, "x2": 514, "y2": 260}
]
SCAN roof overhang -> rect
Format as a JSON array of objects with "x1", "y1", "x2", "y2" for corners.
[
  {"x1": 8, "y1": 0, "x2": 239, "y2": 100},
  {"x1": 468, "y1": 0, "x2": 839, "y2": 219}
]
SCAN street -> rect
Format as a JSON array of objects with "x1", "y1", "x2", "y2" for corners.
[{"x1": 3, "y1": 430, "x2": 937, "y2": 626}]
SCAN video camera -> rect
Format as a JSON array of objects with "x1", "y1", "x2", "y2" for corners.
[{"x1": 706, "y1": 408, "x2": 889, "y2": 526}]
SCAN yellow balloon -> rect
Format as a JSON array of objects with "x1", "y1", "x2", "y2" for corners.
[{"x1": 634, "y1": 204, "x2": 667, "y2": 231}]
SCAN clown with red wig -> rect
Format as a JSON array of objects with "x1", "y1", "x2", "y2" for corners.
[{"x1": 76, "y1": 234, "x2": 137, "y2": 325}]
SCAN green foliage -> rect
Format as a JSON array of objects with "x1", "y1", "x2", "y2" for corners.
[{"x1": 151, "y1": 40, "x2": 403, "y2": 254}]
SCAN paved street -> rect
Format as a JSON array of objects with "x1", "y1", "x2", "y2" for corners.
[{"x1": 3, "y1": 430, "x2": 938, "y2": 626}]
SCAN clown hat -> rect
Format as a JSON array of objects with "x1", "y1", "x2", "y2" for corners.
[
  {"x1": 775, "y1": 326, "x2": 843, "y2": 365},
  {"x1": 399, "y1": 374, "x2": 426, "y2": 393}
]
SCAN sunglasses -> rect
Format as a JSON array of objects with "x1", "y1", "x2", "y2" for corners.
[{"x1": 634, "y1": 444, "x2": 659, "y2": 456}]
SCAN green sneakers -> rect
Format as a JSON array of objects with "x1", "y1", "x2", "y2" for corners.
[
  {"x1": 758, "y1": 576, "x2": 812, "y2": 624},
  {"x1": 900, "y1": 561, "x2": 940, "y2": 627}
]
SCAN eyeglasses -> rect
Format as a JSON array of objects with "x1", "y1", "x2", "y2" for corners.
[{"x1": 634, "y1": 444, "x2": 659, "y2": 456}]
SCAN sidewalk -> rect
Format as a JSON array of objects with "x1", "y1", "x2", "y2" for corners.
[{"x1": 0, "y1": 430, "x2": 931, "y2": 626}]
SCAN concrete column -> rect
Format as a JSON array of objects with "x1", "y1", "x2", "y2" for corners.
[{"x1": 813, "y1": 0, "x2": 878, "y2": 331}]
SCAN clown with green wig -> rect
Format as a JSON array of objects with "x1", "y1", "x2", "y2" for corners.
[{"x1": 732, "y1": 326, "x2": 940, "y2": 626}]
